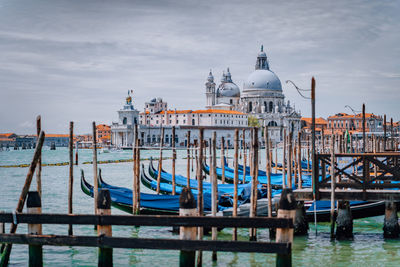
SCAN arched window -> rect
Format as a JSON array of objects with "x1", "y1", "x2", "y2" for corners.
[
  {"x1": 249, "y1": 102, "x2": 253, "y2": 112},
  {"x1": 264, "y1": 101, "x2": 267, "y2": 111},
  {"x1": 147, "y1": 135, "x2": 151, "y2": 144},
  {"x1": 123, "y1": 117, "x2": 127, "y2": 125},
  {"x1": 134, "y1": 118, "x2": 137, "y2": 124},
  {"x1": 269, "y1": 101, "x2": 273, "y2": 113},
  {"x1": 268, "y1": 121, "x2": 278, "y2": 127},
  {"x1": 192, "y1": 119, "x2": 195, "y2": 125},
  {"x1": 152, "y1": 135, "x2": 156, "y2": 143}
]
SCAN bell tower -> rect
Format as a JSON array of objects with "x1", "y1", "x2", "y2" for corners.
[
  {"x1": 255, "y1": 45, "x2": 269, "y2": 70},
  {"x1": 205, "y1": 70, "x2": 216, "y2": 109}
]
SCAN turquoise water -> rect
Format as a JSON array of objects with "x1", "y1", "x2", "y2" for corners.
[{"x1": 0, "y1": 148, "x2": 399, "y2": 266}]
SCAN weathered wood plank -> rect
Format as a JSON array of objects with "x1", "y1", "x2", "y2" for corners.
[
  {"x1": 0, "y1": 234, "x2": 291, "y2": 254},
  {"x1": 0, "y1": 214, "x2": 293, "y2": 228},
  {"x1": 294, "y1": 189, "x2": 400, "y2": 201}
]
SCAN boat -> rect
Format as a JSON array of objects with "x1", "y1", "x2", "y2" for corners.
[{"x1": 148, "y1": 158, "x2": 274, "y2": 193}]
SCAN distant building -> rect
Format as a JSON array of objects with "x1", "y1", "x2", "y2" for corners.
[
  {"x1": 110, "y1": 91, "x2": 140, "y2": 148},
  {"x1": 327, "y1": 112, "x2": 383, "y2": 134},
  {"x1": 205, "y1": 45, "x2": 301, "y2": 142},
  {"x1": 96, "y1": 124, "x2": 111, "y2": 142},
  {"x1": 0, "y1": 133, "x2": 17, "y2": 147},
  {"x1": 43, "y1": 134, "x2": 70, "y2": 147},
  {"x1": 301, "y1": 117, "x2": 328, "y2": 135}
]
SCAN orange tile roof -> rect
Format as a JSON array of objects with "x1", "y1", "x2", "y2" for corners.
[
  {"x1": 0, "y1": 133, "x2": 16, "y2": 138},
  {"x1": 166, "y1": 110, "x2": 193, "y2": 114},
  {"x1": 328, "y1": 112, "x2": 379, "y2": 119},
  {"x1": 45, "y1": 134, "x2": 70, "y2": 138},
  {"x1": 301, "y1": 117, "x2": 327, "y2": 124},
  {"x1": 96, "y1": 124, "x2": 110, "y2": 130},
  {"x1": 192, "y1": 109, "x2": 246, "y2": 115}
]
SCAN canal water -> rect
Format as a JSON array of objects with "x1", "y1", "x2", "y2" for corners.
[{"x1": 0, "y1": 148, "x2": 399, "y2": 266}]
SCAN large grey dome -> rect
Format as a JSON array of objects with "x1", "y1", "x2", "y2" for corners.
[
  {"x1": 217, "y1": 82, "x2": 240, "y2": 97},
  {"x1": 244, "y1": 69, "x2": 282, "y2": 91}
]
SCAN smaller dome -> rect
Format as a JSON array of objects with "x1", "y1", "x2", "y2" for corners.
[{"x1": 217, "y1": 82, "x2": 240, "y2": 97}]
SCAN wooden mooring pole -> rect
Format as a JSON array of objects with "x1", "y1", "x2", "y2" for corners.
[
  {"x1": 0, "y1": 131, "x2": 45, "y2": 267},
  {"x1": 36, "y1": 116, "x2": 42, "y2": 196},
  {"x1": 232, "y1": 129, "x2": 239, "y2": 241},
  {"x1": 187, "y1": 131, "x2": 191, "y2": 188},
  {"x1": 97, "y1": 189, "x2": 113, "y2": 267},
  {"x1": 179, "y1": 188, "x2": 197, "y2": 267},
  {"x1": 282, "y1": 129, "x2": 287, "y2": 188},
  {"x1": 264, "y1": 126, "x2": 272, "y2": 218},
  {"x1": 172, "y1": 126, "x2": 176, "y2": 195},
  {"x1": 156, "y1": 127, "x2": 164, "y2": 194},
  {"x1": 27, "y1": 191, "x2": 43, "y2": 267},
  {"x1": 330, "y1": 134, "x2": 336, "y2": 239},
  {"x1": 242, "y1": 129, "x2": 247, "y2": 184},
  {"x1": 211, "y1": 132, "x2": 218, "y2": 261},
  {"x1": 221, "y1": 136, "x2": 225, "y2": 184},
  {"x1": 68, "y1": 121, "x2": 74, "y2": 236},
  {"x1": 276, "y1": 188, "x2": 295, "y2": 267},
  {"x1": 249, "y1": 127, "x2": 259, "y2": 241},
  {"x1": 196, "y1": 128, "x2": 204, "y2": 267},
  {"x1": 92, "y1": 122, "x2": 99, "y2": 215}
]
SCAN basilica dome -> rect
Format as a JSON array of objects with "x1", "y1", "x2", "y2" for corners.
[
  {"x1": 217, "y1": 82, "x2": 240, "y2": 97},
  {"x1": 244, "y1": 69, "x2": 282, "y2": 91}
]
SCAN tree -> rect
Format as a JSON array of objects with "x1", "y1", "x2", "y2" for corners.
[{"x1": 248, "y1": 115, "x2": 260, "y2": 127}]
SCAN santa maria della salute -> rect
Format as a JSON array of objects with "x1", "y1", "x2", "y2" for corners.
[{"x1": 111, "y1": 46, "x2": 301, "y2": 148}]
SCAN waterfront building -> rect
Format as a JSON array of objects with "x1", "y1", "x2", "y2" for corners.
[
  {"x1": 110, "y1": 91, "x2": 139, "y2": 148},
  {"x1": 205, "y1": 45, "x2": 302, "y2": 142},
  {"x1": 327, "y1": 112, "x2": 383, "y2": 134},
  {"x1": 0, "y1": 133, "x2": 17, "y2": 147},
  {"x1": 301, "y1": 117, "x2": 328, "y2": 135}
]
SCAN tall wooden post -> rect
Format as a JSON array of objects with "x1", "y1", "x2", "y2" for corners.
[
  {"x1": 92, "y1": 122, "x2": 98, "y2": 213},
  {"x1": 288, "y1": 132, "x2": 293, "y2": 189},
  {"x1": 330, "y1": 135, "x2": 336, "y2": 239},
  {"x1": 232, "y1": 129, "x2": 239, "y2": 241},
  {"x1": 27, "y1": 191, "x2": 43, "y2": 267},
  {"x1": 276, "y1": 189, "x2": 295, "y2": 266},
  {"x1": 264, "y1": 126, "x2": 272, "y2": 218},
  {"x1": 196, "y1": 128, "x2": 204, "y2": 267},
  {"x1": 179, "y1": 188, "x2": 197, "y2": 267},
  {"x1": 282, "y1": 129, "x2": 287, "y2": 188},
  {"x1": 97, "y1": 189, "x2": 113, "y2": 267},
  {"x1": 297, "y1": 132, "x2": 302, "y2": 189},
  {"x1": 383, "y1": 114, "x2": 387, "y2": 151},
  {"x1": 133, "y1": 125, "x2": 139, "y2": 214},
  {"x1": 242, "y1": 129, "x2": 247, "y2": 184},
  {"x1": 211, "y1": 132, "x2": 218, "y2": 261},
  {"x1": 186, "y1": 131, "x2": 191, "y2": 188},
  {"x1": 0, "y1": 131, "x2": 45, "y2": 267},
  {"x1": 36, "y1": 116, "x2": 42, "y2": 196},
  {"x1": 75, "y1": 141, "x2": 79, "y2": 165},
  {"x1": 156, "y1": 127, "x2": 165, "y2": 194},
  {"x1": 68, "y1": 121, "x2": 74, "y2": 236},
  {"x1": 172, "y1": 126, "x2": 176, "y2": 195},
  {"x1": 322, "y1": 128, "x2": 325, "y2": 153},
  {"x1": 250, "y1": 127, "x2": 259, "y2": 241},
  {"x1": 362, "y1": 104, "x2": 366, "y2": 153},
  {"x1": 135, "y1": 137, "x2": 141, "y2": 214},
  {"x1": 391, "y1": 118, "x2": 394, "y2": 150},
  {"x1": 311, "y1": 77, "x2": 317, "y2": 200},
  {"x1": 221, "y1": 136, "x2": 225, "y2": 184}
]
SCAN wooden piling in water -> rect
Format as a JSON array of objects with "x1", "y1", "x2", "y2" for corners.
[
  {"x1": 97, "y1": 189, "x2": 113, "y2": 267},
  {"x1": 232, "y1": 129, "x2": 239, "y2": 241},
  {"x1": 336, "y1": 201, "x2": 353, "y2": 240},
  {"x1": 75, "y1": 141, "x2": 79, "y2": 165},
  {"x1": 179, "y1": 188, "x2": 197, "y2": 267},
  {"x1": 0, "y1": 131, "x2": 45, "y2": 267},
  {"x1": 276, "y1": 188, "x2": 295, "y2": 267},
  {"x1": 288, "y1": 132, "x2": 293, "y2": 189},
  {"x1": 383, "y1": 201, "x2": 399, "y2": 238},
  {"x1": 68, "y1": 121, "x2": 74, "y2": 236},
  {"x1": 297, "y1": 133, "x2": 302, "y2": 189},
  {"x1": 92, "y1": 122, "x2": 99, "y2": 214},
  {"x1": 242, "y1": 129, "x2": 247, "y2": 185},
  {"x1": 196, "y1": 128, "x2": 204, "y2": 267},
  {"x1": 133, "y1": 125, "x2": 140, "y2": 215},
  {"x1": 330, "y1": 134, "x2": 336, "y2": 239},
  {"x1": 264, "y1": 126, "x2": 272, "y2": 218},
  {"x1": 221, "y1": 136, "x2": 225, "y2": 184},
  {"x1": 36, "y1": 116, "x2": 42, "y2": 197},
  {"x1": 187, "y1": 131, "x2": 191, "y2": 187},
  {"x1": 282, "y1": 129, "x2": 287, "y2": 188},
  {"x1": 249, "y1": 127, "x2": 259, "y2": 241},
  {"x1": 156, "y1": 127, "x2": 165, "y2": 194},
  {"x1": 27, "y1": 191, "x2": 43, "y2": 267},
  {"x1": 172, "y1": 126, "x2": 176, "y2": 195},
  {"x1": 211, "y1": 132, "x2": 218, "y2": 261}
]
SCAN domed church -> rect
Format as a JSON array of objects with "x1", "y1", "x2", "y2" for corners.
[{"x1": 205, "y1": 45, "x2": 301, "y2": 142}]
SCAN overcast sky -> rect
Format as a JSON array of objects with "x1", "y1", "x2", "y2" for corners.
[{"x1": 0, "y1": 0, "x2": 399, "y2": 134}]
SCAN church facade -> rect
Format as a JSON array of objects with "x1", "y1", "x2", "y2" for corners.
[{"x1": 205, "y1": 45, "x2": 301, "y2": 142}]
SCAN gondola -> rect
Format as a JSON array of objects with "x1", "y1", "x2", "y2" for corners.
[
  {"x1": 148, "y1": 158, "x2": 273, "y2": 193},
  {"x1": 81, "y1": 170, "x2": 179, "y2": 214}
]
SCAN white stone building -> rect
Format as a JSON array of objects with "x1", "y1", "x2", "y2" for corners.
[
  {"x1": 110, "y1": 91, "x2": 139, "y2": 148},
  {"x1": 206, "y1": 45, "x2": 301, "y2": 142}
]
